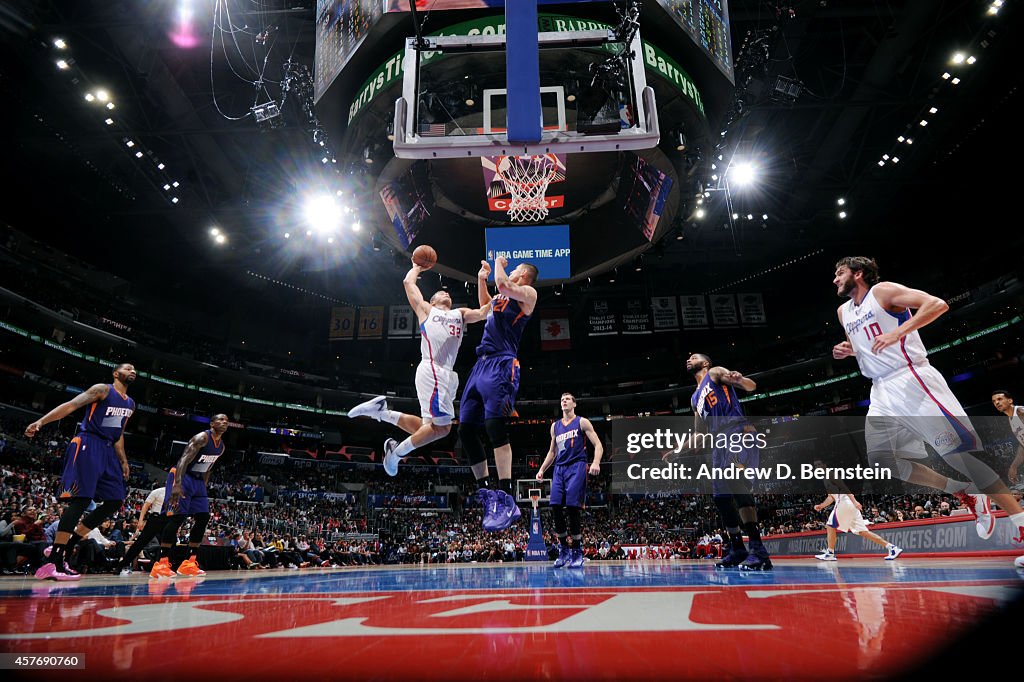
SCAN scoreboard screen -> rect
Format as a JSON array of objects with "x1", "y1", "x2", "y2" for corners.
[
  {"x1": 314, "y1": 0, "x2": 383, "y2": 103},
  {"x1": 657, "y1": 0, "x2": 734, "y2": 83}
]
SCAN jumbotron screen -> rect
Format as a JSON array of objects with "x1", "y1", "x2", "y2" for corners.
[{"x1": 657, "y1": 0, "x2": 734, "y2": 82}]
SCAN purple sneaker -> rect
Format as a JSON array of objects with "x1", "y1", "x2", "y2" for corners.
[
  {"x1": 483, "y1": 491, "x2": 522, "y2": 532},
  {"x1": 553, "y1": 545, "x2": 571, "y2": 568},
  {"x1": 568, "y1": 548, "x2": 585, "y2": 569},
  {"x1": 479, "y1": 488, "x2": 502, "y2": 530},
  {"x1": 34, "y1": 562, "x2": 81, "y2": 582}
]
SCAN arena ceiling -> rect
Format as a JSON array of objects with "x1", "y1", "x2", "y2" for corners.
[{"x1": 2, "y1": 0, "x2": 1021, "y2": 312}]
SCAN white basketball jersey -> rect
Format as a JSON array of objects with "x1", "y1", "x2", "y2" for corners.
[
  {"x1": 1010, "y1": 407, "x2": 1024, "y2": 448},
  {"x1": 420, "y1": 306, "x2": 465, "y2": 370},
  {"x1": 828, "y1": 492, "x2": 854, "y2": 507},
  {"x1": 840, "y1": 287, "x2": 928, "y2": 380}
]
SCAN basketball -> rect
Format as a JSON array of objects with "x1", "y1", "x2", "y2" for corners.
[{"x1": 413, "y1": 244, "x2": 437, "y2": 269}]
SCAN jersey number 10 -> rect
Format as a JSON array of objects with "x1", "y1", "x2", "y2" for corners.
[{"x1": 863, "y1": 322, "x2": 883, "y2": 340}]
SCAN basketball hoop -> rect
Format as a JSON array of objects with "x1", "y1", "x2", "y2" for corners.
[
  {"x1": 529, "y1": 488, "x2": 542, "y2": 512},
  {"x1": 497, "y1": 155, "x2": 560, "y2": 222}
]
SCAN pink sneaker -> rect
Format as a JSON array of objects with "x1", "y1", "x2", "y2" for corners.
[{"x1": 34, "y1": 562, "x2": 81, "y2": 582}]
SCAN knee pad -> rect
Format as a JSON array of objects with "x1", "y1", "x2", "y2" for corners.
[
  {"x1": 161, "y1": 515, "x2": 186, "y2": 544},
  {"x1": 484, "y1": 418, "x2": 510, "y2": 448},
  {"x1": 57, "y1": 497, "x2": 93, "y2": 534},
  {"x1": 867, "y1": 451, "x2": 913, "y2": 481},
  {"x1": 550, "y1": 505, "x2": 567, "y2": 534},
  {"x1": 712, "y1": 494, "x2": 741, "y2": 529},
  {"x1": 733, "y1": 493, "x2": 756, "y2": 511},
  {"x1": 80, "y1": 499, "x2": 123, "y2": 530},
  {"x1": 942, "y1": 452, "x2": 1001, "y2": 491},
  {"x1": 458, "y1": 422, "x2": 487, "y2": 466},
  {"x1": 189, "y1": 513, "x2": 212, "y2": 544}
]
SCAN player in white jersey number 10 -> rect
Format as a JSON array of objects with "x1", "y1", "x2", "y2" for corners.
[
  {"x1": 348, "y1": 258, "x2": 490, "y2": 477},
  {"x1": 832, "y1": 256, "x2": 1024, "y2": 550}
]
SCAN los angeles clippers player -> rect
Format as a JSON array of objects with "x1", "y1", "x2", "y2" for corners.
[
  {"x1": 348, "y1": 258, "x2": 490, "y2": 476},
  {"x1": 991, "y1": 390, "x2": 1024, "y2": 486},
  {"x1": 462, "y1": 256, "x2": 537, "y2": 531},
  {"x1": 688, "y1": 353, "x2": 771, "y2": 570},
  {"x1": 536, "y1": 392, "x2": 603, "y2": 568},
  {"x1": 25, "y1": 363, "x2": 136, "y2": 581},
  {"x1": 833, "y1": 256, "x2": 1024, "y2": 546},
  {"x1": 150, "y1": 414, "x2": 230, "y2": 578}
]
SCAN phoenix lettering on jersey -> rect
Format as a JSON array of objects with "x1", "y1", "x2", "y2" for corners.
[
  {"x1": 105, "y1": 407, "x2": 134, "y2": 418},
  {"x1": 694, "y1": 383, "x2": 716, "y2": 419},
  {"x1": 844, "y1": 308, "x2": 876, "y2": 336},
  {"x1": 556, "y1": 428, "x2": 580, "y2": 445}
]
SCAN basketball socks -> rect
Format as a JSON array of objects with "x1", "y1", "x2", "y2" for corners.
[
  {"x1": 49, "y1": 543, "x2": 66, "y2": 567},
  {"x1": 379, "y1": 410, "x2": 403, "y2": 426},
  {"x1": 393, "y1": 437, "x2": 416, "y2": 458},
  {"x1": 944, "y1": 478, "x2": 970, "y2": 494},
  {"x1": 742, "y1": 522, "x2": 764, "y2": 549},
  {"x1": 476, "y1": 476, "x2": 492, "y2": 493},
  {"x1": 65, "y1": 532, "x2": 82, "y2": 556},
  {"x1": 498, "y1": 479, "x2": 514, "y2": 495},
  {"x1": 726, "y1": 527, "x2": 745, "y2": 551},
  {"x1": 161, "y1": 545, "x2": 173, "y2": 559}
]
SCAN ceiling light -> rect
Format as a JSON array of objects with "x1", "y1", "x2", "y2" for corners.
[
  {"x1": 106, "y1": 102, "x2": 115, "y2": 110},
  {"x1": 284, "y1": 232, "x2": 290, "y2": 239},
  {"x1": 837, "y1": 198, "x2": 846, "y2": 206},
  {"x1": 134, "y1": 151, "x2": 143, "y2": 158},
  {"x1": 53, "y1": 38, "x2": 67, "y2": 50},
  {"x1": 951, "y1": 52, "x2": 966, "y2": 64},
  {"x1": 84, "y1": 93, "x2": 95, "y2": 102},
  {"x1": 104, "y1": 118, "x2": 114, "y2": 125},
  {"x1": 210, "y1": 227, "x2": 221, "y2": 236},
  {"x1": 56, "y1": 60, "x2": 69, "y2": 70},
  {"x1": 95, "y1": 90, "x2": 109, "y2": 102},
  {"x1": 838, "y1": 211, "x2": 847, "y2": 219},
  {"x1": 966, "y1": 56, "x2": 976, "y2": 65},
  {"x1": 941, "y1": 72, "x2": 951, "y2": 80},
  {"x1": 125, "y1": 140, "x2": 135, "y2": 147},
  {"x1": 695, "y1": 208, "x2": 705, "y2": 219},
  {"x1": 928, "y1": 107, "x2": 938, "y2": 114},
  {"x1": 919, "y1": 120, "x2": 928, "y2": 127},
  {"x1": 171, "y1": 197, "x2": 179, "y2": 203},
  {"x1": 951, "y1": 77, "x2": 961, "y2": 85},
  {"x1": 157, "y1": 163, "x2": 165, "y2": 170},
  {"x1": 214, "y1": 234, "x2": 227, "y2": 245},
  {"x1": 729, "y1": 162, "x2": 757, "y2": 187}
]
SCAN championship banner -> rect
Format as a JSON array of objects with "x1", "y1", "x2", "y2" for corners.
[
  {"x1": 357, "y1": 306, "x2": 385, "y2": 340},
  {"x1": 329, "y1": 307, "x2": 355, "y2": 341},
  {"x1": 587, "y1": 299, "x2": 618, "y2": 336},
  {"x1": 679, "y1": 295, "x2": 709, "y2": 330},
  {"x1": 651, "y1": 296, "x2": 679, "y2": 332},
  {"x1": 540, "y1": 308, "x2": 571, "y2": 351},
  {"x1": 622, "y1": 298, "x2": 653, "y2": 335},
  {"x1": 710, "y1": 294, "x2": 739, "y2": 328},
  {"x1": 738, "y1": 293, "x2": 767, "y2": 326},
  {"x1": 388, "y1": 304, "x2": 418, "y2": 338}
]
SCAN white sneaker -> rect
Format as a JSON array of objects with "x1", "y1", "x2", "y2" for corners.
[
  {"x1": 815, "y1": 550, "x2": 837, "y2": 561},
  {"x1": 118, "y1": 567, "x2": 133, "y2": 576},
  {"x1": 383, "y1": 438, "x2": 400, "y2": 476},
  {"x1": 885, "y1": 545, "x2": 904, "y2": 560},
  {"x1": 973, "y1": 494, "x2": 995, "y2": 539},
  {"x1": 348, "y1": 396, "x2": 388, "y2": 421}
]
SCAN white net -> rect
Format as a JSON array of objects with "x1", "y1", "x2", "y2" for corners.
[{"x1": 499, "y1": 155, "x2": 559, "y2": 222}]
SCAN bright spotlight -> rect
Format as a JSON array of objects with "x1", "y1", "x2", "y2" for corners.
[
  {"x1": 837, "y1": 197, "x2": 846, "y2": 206},
  {"x1": 284, "y1": 232, "x2": 290, "y2": 239},
  {"x1": 951, "y1": 52, "x2": 965, "y2": 64},
  {"x1": 929, "y1": 107, "x2": 938, "y2": 114},
  {"x1": 303, "y1": 195, "x2": 341, "y2": 234},
  {"x1": 95, "y1": 89, "x2": 109, "y2": 102},
  {"x1": 838, "y1": 211, "x2": 847, "y2": 219},
  {"x1": 157, "y1": 163, "x2": 165, "y2": 170},
  {"x1": 731, "y1": 213, "x2": 739, "y2": 220},
  {"x1": 695, "y1": 208, "x2": 706, "y2": 219},
  {"x1": 351, "y1": 222, "x2": 362, "y2": 233},
  {"x1": 104, "y1": 118, "x2": 114, "y2": 125},
  {"x1": 56, "y1": 60, "x2": 69, "y2": 70},
  {"x1": 53, "y1": 38, "x2": 67, "y2": 50},
  {"x1": 210, "y1": 227, "x2": 221, "y2": 236},
  {"x1": 729, "y1": 162, "x2": 757, "y2": 187},
  {"x1": 966, "y1": 56, "x2": 976, "y2": 65},
  {"x1": 106, "y1": 102, "x2": 115, "y2": 110},
  {"x1": 84, "y1": 92, "x2": 95, "y2": 102},
  {"x1": 125, "y1": 140, "x2": 134, "y2": 148},
  {"x1": 214, "y1": 234, "x2": 227, "y2": 245},
  {"x1": 135, "y1": 151, "x2": 143, "y2": 158}
]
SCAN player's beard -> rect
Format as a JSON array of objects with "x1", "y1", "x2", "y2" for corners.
[
  {"x1": 837, "y1": 279, "x2": 854, "y2": 297},
  {"x1": 686, "y1": 363, "x2": 702, "y2": 376}
]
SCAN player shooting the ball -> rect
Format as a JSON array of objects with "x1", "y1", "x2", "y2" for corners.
[{"x1": 348, "y1": 248, "x2": 491, "y2": 477}]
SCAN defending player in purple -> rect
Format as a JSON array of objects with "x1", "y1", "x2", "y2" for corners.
[
  {"x1": 459, "y1": 256, "x2": 538, "y2": 532},
  {"x1": 150, "y1": 414, "x2": 229, "y2": 578},
  {"x1": 536, "y1": 392, "x2": 603, "y2": 568},
  {"x1": 25, "y1": 362, "x2": 137, "y2": 581}
]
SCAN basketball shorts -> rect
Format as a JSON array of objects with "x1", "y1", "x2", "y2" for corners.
[
  {"x1": 550, "y1": 460, "x2": 587, "y2": 507},
  {"x1": 866, "y1": 363, "x2": 981, "y2": 458},
  {"x1": 60, "y1": 432, "x2": 125, "y2": 501},
  {"x1": 164, "y1": 470, "x2": 209, "y2": 516},
  {"x1": 415, "y1": 360, "x2": 459, "y2": 426},
  {"x1": 827, "y1": 498, "x2": 869, "y2": 534},
  {"x1": 458, "y1": 354, "x2": 521, "y2": 424},
  {"x1": 710, "y1": 442, "x2": 760, "y2": 496}
]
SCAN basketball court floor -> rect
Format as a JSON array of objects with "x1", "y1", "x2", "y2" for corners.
[{"x1": 2, "y1": 558, "x2": 1021, "y2": 680}]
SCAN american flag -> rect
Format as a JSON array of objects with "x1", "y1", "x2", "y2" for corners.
[{"x1": 418, "y1": 123, "x2": 446, "y2": 137}]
